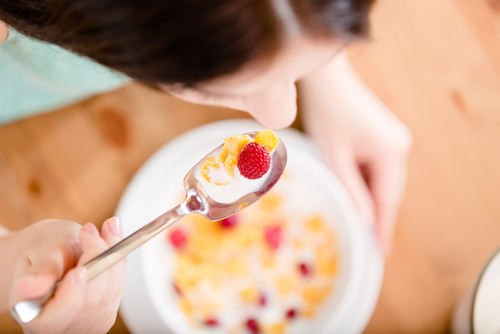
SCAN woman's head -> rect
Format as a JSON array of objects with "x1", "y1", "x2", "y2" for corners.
[{"x1": 0, "y1": 0, "x2": 374, "y2": 127}]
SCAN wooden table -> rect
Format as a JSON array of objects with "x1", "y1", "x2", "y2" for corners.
[{"x1": 1, "y1": 0, "x2": 499, "y2": 332}]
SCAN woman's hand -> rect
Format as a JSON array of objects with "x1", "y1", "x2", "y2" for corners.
[
  {"x1": 299, "y1": 50, "x2": 412, "y2": 254},
  {"x1": 7, "y1": 218, "x2": 126, "y2": 334}
]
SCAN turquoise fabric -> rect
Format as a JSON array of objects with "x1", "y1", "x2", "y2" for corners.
[{"x1": 0, "y1": 29, "x2": 130, "y2": 124}]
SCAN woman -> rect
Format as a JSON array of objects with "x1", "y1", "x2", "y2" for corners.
[{"x1": 0, "y1": 0, "x2": 411, "y2": 333}]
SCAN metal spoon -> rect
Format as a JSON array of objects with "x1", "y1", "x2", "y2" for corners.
[{"x1": 10, "y1": 131, "x2": 287, "y2": 324}]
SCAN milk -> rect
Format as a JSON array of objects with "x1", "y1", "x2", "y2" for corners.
[{"x1": 194, "y1": 146, "x2": 273, "y2": 204}]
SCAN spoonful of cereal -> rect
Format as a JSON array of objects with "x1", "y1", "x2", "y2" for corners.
[{"x1": 10, "y1": 129, "x2": 287, "y2": 324}]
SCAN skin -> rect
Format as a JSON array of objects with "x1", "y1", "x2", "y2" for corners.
[
  {"x1": 164, "y1": 36, "x2": 343, "y2": 130},
  {"x1": 0, "y1": 22, "x2": 123, "y2": 334},
  {"x1": 163, "y1": 35, "x2": 412, "y2": 254},
  {"x1": 0, "y1": 218, "x2": 126, "y2": 334},
  {"x1": 0, "y1": 19, "x2": 411, "y2": 333},
  {"x1": 0, "y1": 20, "x2": 7, "y2": 44}
]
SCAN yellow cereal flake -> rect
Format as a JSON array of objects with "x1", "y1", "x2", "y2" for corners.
[
  {"x1": 262, "y1": 250, "x2": 276, "y2": 267},
  {"x1": 171, "y1": 185, "x2": 340, "y2": 328},
  {"x1": 254, "y1": 129, "x2": 278, "y2": 152},
  {"x1": 218, "y1": 135, "x2": 252, "y2": 176},
  {"x1": 292, "y1": 238, "x2": 304, "y2": 249},
  {"x1": 226, "y1": 259, "x2": 247, "y2": 275},
  {"x1": 305, "y1": 215, "x2": 325, "y2": 233},
  {"x1": 239, "y1": 286, "x2": 259, "y2": 303},
  {"x1": 190, "y1": 214, "x2": 213, "y2": 231},
  {"x1": 224, "y1": 155, "x2": 237, "y2": 177},
  {"x1": 302, "y1": 286, "x2": 330, "y2": 306},
  {"x1": 304, "y1": 306, "x2": 315, "y2": 318},
  {"x1": 176, "y1": 255, "x2": 204, "y2": 289},
  {"x1": 179, "y1": 298, "x2": 192, "y2": 316},
  {"x1": 260, "y1": 193, "x2": 283, "y2": 211},
  {"x1": 235, "y1": 224, "x2": 263, "y2": 248},
  {"x1": 263, "y1": 322, "x2": 286, "y2": 334},
  {"x1": 316, "y1": 249, "x2": 339, "y2": 275},
  {"x1": 276, "y1": 276, "x2": 293, "y2": 295},
  {"x1": 215, "y1": 182, "x2": 228, "y2": 186},
  {"x1": 200, "y1": 156, "x2": 219, "y2": 182},
  {"x1": 189, "y1": 231, "x2": 224, "y2": 256}
]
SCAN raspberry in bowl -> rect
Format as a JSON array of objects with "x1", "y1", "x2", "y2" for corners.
[
  {"x1": 117, "y1": 119, "x2": 384, "y2": 334},
  {"x1": 166, "y1": 188, "x2": 339, "y2": 333}
]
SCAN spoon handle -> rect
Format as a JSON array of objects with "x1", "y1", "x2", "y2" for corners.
[
  {"x1": 85, "y1": 204, "x2": 185, "y2": 281},
  {"x1": 10, "y1": 204, "x2": 187, "y2": 324}
]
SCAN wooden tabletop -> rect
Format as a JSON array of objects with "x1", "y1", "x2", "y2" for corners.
[{"x1": 1, "y1": 0, "x2": 500, "y2": 332}]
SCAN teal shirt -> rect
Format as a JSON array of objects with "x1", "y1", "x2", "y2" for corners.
[{"x1": 0, "y1": 29, "x2": 130, "y2": 124}]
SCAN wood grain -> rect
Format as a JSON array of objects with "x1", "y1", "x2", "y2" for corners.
[
  {"x1": 1, "y1": 0, "x2": 499, "y2": 332},
  {"x1": 0, "y1": 84, "x2": 250, "y2": 333},
  {"x1": 347, "y1": 0, "x2": 500, "y2": 332}
]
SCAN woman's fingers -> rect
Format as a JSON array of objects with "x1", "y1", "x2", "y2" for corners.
[
  {"x1": 16, "y1": 272, "x2": 58, "y2": 300},
  {"x1": 29, "y1": 266, "x2": 87, "y2": 334},
  {"x1": 100, "y1": 217, "x2": 124, "y2": 247},
  {"x1": 99, "y1": 217, "x2": 127, "y2": 301},
  {"x1": 77, "y1": 223, "x2": 109, "y2": 266},
  {"x1": 78, "y1": 220, "x2": 126, "y2": 305},
  {"x1": 11, "y1": 219, "x2": 126, "y2": 334},
  {"x1": 370, "y1": 151, "x2": 410, "y2": 255},
  {"x1": 15, "y1": 221, "x2": 80, "y2": 300},
  {"x1": 327, "y1": 148, "x2": 375, "y2": 228}
]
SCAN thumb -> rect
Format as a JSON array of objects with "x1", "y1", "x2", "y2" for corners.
[
  {"x1": 16, "y1": 251, "x2": 64, "y2": 300},
  {"x1": 370, "y1": 154, "x2": 408, "y2": 255},
  {"x1": 15, "y1": 220, "x2": 81, "y2": 300}
]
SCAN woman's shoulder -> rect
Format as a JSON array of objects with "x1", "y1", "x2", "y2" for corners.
[{"x1": 0, "y1": 29, "x2": 130, "y2": 124}]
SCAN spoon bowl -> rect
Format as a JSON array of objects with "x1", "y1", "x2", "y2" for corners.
[
  {"x1": 10, "y1": 131, "x2": 286, "y2": 324},
  {"x1": 183, "y1": 131, "x2": 287, "y2": 221}
]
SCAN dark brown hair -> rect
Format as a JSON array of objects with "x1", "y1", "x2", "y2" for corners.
[{"x1": 0, "y1": 0, "x2": 374, "y2": 86}]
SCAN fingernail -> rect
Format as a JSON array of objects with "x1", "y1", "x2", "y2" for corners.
[
  {"x1": 108, "y1": 217, "x2": 122, "y2": 237},
  {"x1": 83, "y1": 223, "x2": 99, "y2": 236},
  {"x1": 73, "y1": 267, "x2": 87, "y2": 286}
]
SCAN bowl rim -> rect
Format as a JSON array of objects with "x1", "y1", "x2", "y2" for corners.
[{"x1": 117, "y1": 119, "x2": 384, "y2": 334}]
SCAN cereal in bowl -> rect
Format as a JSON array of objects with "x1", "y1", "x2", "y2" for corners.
[{"x1": 166, "y1": 189, "x2": 339, "y2": 334}]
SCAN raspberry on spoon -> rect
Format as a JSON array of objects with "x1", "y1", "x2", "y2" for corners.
[{"x1": 237, "y1": 142, "x2": 271, "y2": 180}]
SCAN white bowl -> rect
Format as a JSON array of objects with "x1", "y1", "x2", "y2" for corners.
[{"x1": 117, "y1": 119, "x2": 384, "y2": 334}]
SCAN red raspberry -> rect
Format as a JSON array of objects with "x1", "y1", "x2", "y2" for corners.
[
  {"x1": 259, "y1": 293, "x2": 267, "y2": 307},
  {"x1": 205, "y1": 318, "x2": 219, "y2": 326},
  {"x1": 237, "y1": 142, "x2": 271, "y2": 180},
  {"x1": 169, "y1": 229, "x2": 187, "y2": 249},
  {"x1": 286, "y1": 308, "x2": 297, "y2": 319},
  {"x1": 298, "y1": 263, "x2": 310, "y2": 277},
  {"x1": 264, "y1": 226, "x2": 282, "y2": 250},
  {"x1": 221, "y1": 214, "x2": 239, "y2": 228},
  {"x1": 246, "y1": 318, "x2": 260, "y2": 334},
  {"x1": 172, "y1": 283, "x2": 182, "y2": 295}
]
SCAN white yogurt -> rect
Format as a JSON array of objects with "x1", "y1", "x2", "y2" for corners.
[{"x1": 195, "y1": 146, "x2": 273, "y2": 204}]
